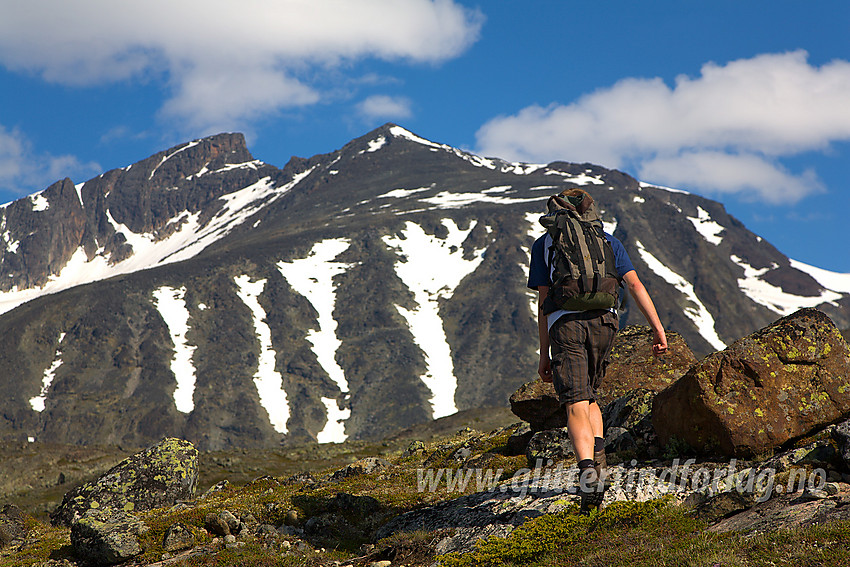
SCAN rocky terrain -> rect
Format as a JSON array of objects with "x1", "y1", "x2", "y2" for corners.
[
  {"x1": 1, "y1": 125, "x2": 848, "y2": 453},
  {"x1": 1, "y1": 308, "x2": 849, "y2": 566}
]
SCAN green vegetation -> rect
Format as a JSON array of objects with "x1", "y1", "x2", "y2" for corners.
[
  {"x1": 3, "y1": 423, "x2": 850, "y2": 566},
  {"x1": 438, "y1": 499, "x2": 850, "y2": 567}
]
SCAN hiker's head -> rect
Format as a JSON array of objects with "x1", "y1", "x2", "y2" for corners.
[{"x1": 558, "y1": 188, "x2": 593, "y2": 210}]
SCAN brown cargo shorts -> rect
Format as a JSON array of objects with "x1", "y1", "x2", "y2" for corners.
[{"x1": 549, "y1": 309, "x2": 618, "y2": 405}]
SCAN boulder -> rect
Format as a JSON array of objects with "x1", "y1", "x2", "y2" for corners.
[
  {"x1": 509, "y1": 379, "x2": 563, "y2": 431},
  {"x1": 525, "y1": 428, "x2": 574, "y2": 465},
  {"x1": 600, "y1": 326, "x2": 697, "y2": 406},
  {"x1": 70, "y1": 509, "x2": 149, "y2": 565},
  {"x1": 601, "y1": 388, "x2": 658, "y2": 455},
  {"x1": 652, "y1": 309, "x2": 850, "y2": 457},
  {"x1": 510, "y1": 326, "x2": 695, "y2": 430},
  {"x1": 0, "y1": 504, "x2": 26, "y2": 549},
  {"x1": 330, "y1": 457, "x2": 390, "y2": 481},
  {"x1": 52, "y1": 437, "x2": 199, "y2": 526}
]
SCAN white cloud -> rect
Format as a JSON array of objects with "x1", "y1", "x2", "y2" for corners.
[
  {"x1": 0, "y1": 0, "x2": 482, "y2": 135},
  {"x1": 0, "y1": 125, "x2": 101, "y2": 199},
  {"x1": 475, "y1": 51, "x2": 850, "y2": 204},
  {"x1": 356, "y1": 95, "x2": 413, "y2": 121}
]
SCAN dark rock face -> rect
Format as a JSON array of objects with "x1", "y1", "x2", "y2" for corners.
[
  {"x1": 51, "y1": 437, "x2": 198, "y2": 526},
  {"x1": 652, "y1": 308, "x2": 850, "y2": 457}
]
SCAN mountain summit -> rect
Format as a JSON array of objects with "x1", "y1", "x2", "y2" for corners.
[{"x1": 1, "y1": 124, "x2": 847, "y2": 450}]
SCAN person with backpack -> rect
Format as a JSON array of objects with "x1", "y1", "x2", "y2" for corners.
[{"x1": 527, "y1": 188, "x2": 668, "y2": 513}]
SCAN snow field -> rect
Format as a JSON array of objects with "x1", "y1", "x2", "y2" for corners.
[
  {"x1": 687, "y1": 206, "x2": 725, "y2": 246},
  {"x1": 29, "y1": 332, "x2": 66, "y2": 413},
  {"x1": 731, "y1": 255, "x2": 843, "y2": 316},
  {"x1": 636, "y1": 240, "x2": 727, "y2": 351},
  {"x1": 0, "y1": 168, "x2": 314, "y2": 316},
  {"x1": 234, "y1": 275, "x2": 290, "y2": 435},
  {"x1": 152, "y1": 286, "x2": 197, "y2": 414},
  {"x1": 277, "y1": 238, "x2": 354, "y2": 444},
  {"x1": 383, "y1": 219, "x2": 487, "y2": 419}
]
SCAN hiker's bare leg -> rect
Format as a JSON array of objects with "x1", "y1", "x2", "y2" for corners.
[{"x1": 566, "y1": 400, "x2": 602, "y2": 461}]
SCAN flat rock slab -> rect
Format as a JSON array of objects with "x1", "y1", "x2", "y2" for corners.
[{"x1": 709, "y1": 486, "x2": 850, "y2": 534}]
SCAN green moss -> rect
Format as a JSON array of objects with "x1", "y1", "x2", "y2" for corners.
[{"x1": 439, "y1": 499, "x2": 677, "y2": 567}]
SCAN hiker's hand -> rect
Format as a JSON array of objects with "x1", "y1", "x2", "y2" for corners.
[
  {"x1": 538, "y1": 356, "x2": 553, "y2": 382},
  {"x1": 652, "y1": 329, "x2": 668, "y2": 357}
]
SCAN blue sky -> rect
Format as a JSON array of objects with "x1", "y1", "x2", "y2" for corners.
[{"x1": 1, "y1": 0, "x2": 849, "y2": 271}]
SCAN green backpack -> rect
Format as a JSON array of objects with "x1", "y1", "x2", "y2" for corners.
[{"x1": 539, "y1": 192, "x2": 621, "y2": 314}]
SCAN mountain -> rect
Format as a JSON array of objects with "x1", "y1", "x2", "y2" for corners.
[{"x1": 0, "y1": 125, "x2": 847, "y2": 451}]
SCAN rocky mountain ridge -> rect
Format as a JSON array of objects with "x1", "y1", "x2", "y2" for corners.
[{"x1": 0, "y1": 124, "x2": 848, "y2": 451}]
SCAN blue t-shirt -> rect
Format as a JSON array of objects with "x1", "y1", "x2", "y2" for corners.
[{"x1": 527, "y1": 232, "x2": 635, "y2": 328}]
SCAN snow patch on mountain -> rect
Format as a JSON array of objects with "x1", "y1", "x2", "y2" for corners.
[
  {"x1": 376, "y1": 186, "x2": 433, "y2": 199},
  {"x1": 317, "y1": 397, "x2": 351, "y2": 444},
  {"x1": 388, "y1": 126, "x2": 545, "y2": 175},
  {"x1": 153, "y1": 286, "x2": 197, "y2": 414},
  {"x1": 363, "y1": 136, "x2": 387, "y2": 153},
  {"x1": 640, "y1": 181, "x2": 690, "y2": 194},
  {"x1": 383, "y1": 219, "x2": 487, "y2": 419},
  {"x1": 688, "y1": 207, "x2": 724, "y2": 246},
  {"x1": 420, "y1": 190, "x2": 541, "y2": 209},
  {"x1": 187, "y1": 160, "x2": 262, "y2": 180},
  {"x1": 0, "y1": 169, "x2": 314, "y2": 316},
  {"x1": 277, "y1": 239, "x2": 353, "y2": 396},
  {"x1": 149, "y1": 140, "x2": 201, "y2": 180},
  {"x1": 30, "y1": 193, "x2": 49, "y2": 212},
  {"x1": 234, "y1": 275, "x2": 289, "y2": 435},
  {"x1": 544, "y1": 169, "x2": 606, "y2": 185},
  {"x1": 29, "y1": 332, "x2": 65, "y2": 413},
  {"x1": 731, "y1": 255, "x2": 843, "y2": 316},
  {"x1": 790, "y1": 259, "x2": 850, "y2": 294},
  {"x1": 636, "y1": 240, "x2": 726, "y2": 351}
]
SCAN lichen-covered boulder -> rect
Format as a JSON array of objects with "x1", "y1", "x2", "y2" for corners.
[
  {"x1": 601, "y1": 326, "x2": 697, "y2": 406},
  {"x1": 52, "y1": 437, "x2": 198, "y2": 526},
  {"x1": 509, "y1": 326, "x2": 695, "y2": 430},
  {"x1": 71, "y1": 509, "x2": 148, "y2": 565},
  {"x1": 652, "y1": 309, "x2": 850, "y2": 457}
]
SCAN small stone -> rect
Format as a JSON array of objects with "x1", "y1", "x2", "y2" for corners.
[
  {"x1": 219, "y1": 510, "x2": 240, "y2": 533},
  {"x1": 205, "y1": 513, "x2": 230, "y2": 536},
  {"x1": 163, "y1": 522, "x2": 195, "y2": 552},
  {"x1": 368, "y1": 561, "x2": 393, "y2": 567},
  {"x1": 284, "y1": 509, "x2": 299, "y2": 526},
  {"x1": 280, "y1": 540, "x2": 292, "y2": 550},
  {"x1": 804, "y1": 489, "x2": 829, "y2": 500},
  {"x1": 224, "y1": 534, "x2": 237, "y2": 544}
]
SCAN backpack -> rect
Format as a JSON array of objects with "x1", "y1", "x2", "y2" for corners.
[{"x1": 539, "y1": 192, "x2": 621, "y2": 314}]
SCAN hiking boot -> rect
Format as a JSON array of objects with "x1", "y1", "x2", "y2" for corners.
[
  {"x1": 578, "y1": 465, "x2": 605, "y2": 514},
  {"x1": 594, "y1": 447, "x2": 607, "y2": 485}
]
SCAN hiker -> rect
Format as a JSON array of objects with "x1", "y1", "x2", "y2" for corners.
[{"x1": 527, "y1": 188, "x2": 667, "y2": 513}]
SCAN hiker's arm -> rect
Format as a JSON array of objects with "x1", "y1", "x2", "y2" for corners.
[
  {"x1": 622, "y1": 271, "x2": 668, "y2": 356},
  {"x1": 537, "y1": 286, "x2": 553, "y2": 382}
]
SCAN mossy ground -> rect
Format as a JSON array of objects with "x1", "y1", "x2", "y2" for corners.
[{"x1": 3, "y1": 420, "x2": 850, "y2": 566}]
